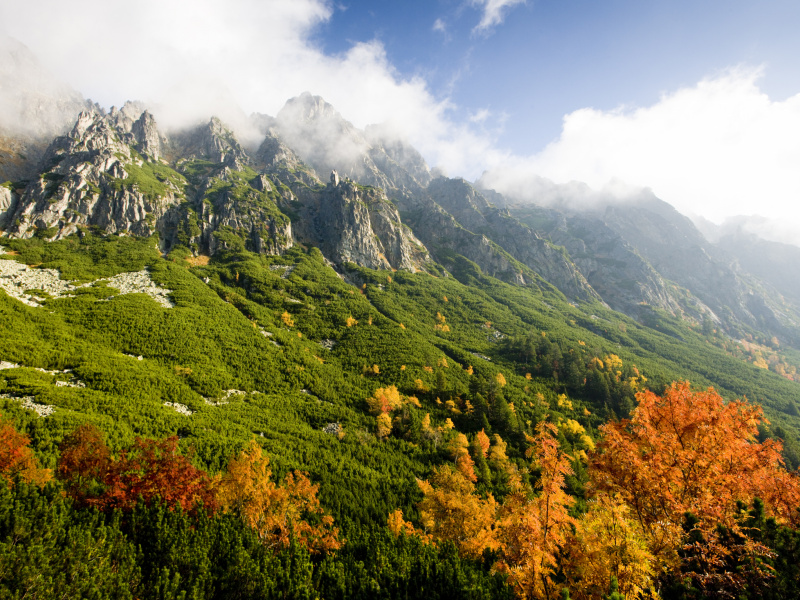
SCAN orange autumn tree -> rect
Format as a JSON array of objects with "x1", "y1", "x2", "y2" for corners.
[
  {"x1": 0, "y1": 414, "x2": 51, "y2": 487},
  {"x1": 590, "y1": 381, "x2": 800, "y2": 573},
  {"x1": 217, "y1": 440, "x2": 341, "y2": 554}
]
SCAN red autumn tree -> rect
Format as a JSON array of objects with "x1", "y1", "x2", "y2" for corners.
[{"x1": 58, "y1": 424, "x2": 217, "y2": 513}]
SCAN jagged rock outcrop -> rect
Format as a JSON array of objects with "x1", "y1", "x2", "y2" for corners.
[
  {"x1": 598, "y1": 196, "x2": 783, "y2": 334},
  {"x1": 2, "y1": 109, "x2": 182, "y2": 240},
  {"x1": 273, "y1": 93, "x2": 431, "y2": 195},
  {"x1": 408, "y1": 198, "x2": 528, "y2": 284},
  {"x1": 161, "y1": 119, "x2": 293, "y2": 256},
  {"x1": 289, "y1": 173, "x2": 429, "y2": 271},
  {"x1": 169, "y1": 117, "x2": 249, "y2": 170},
  {"x1": 426, "y1": 177, "x2": 599, "y2": 300},
  {"x1": 544, "y1": 210, "x2": 715, "y2": 320},
  {"x1": 0, "y1": 185, "x2": 15, "y2": 229}
]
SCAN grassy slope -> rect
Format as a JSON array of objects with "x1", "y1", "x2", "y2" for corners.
[{"x1": 2, "y1": 233, "x2": 800, "y2": 532}]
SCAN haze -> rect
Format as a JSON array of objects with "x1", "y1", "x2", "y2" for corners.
[{"x1": 2, "y1": 0, "x2": 799, "y2": 245}]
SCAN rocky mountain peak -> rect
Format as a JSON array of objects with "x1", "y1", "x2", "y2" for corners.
[
  {"x1": 168, "y1": 117, "x2": 249, "y2": 170},
  {"x1": 278, "y1": 92, "x2": 340, "y2": 123}
]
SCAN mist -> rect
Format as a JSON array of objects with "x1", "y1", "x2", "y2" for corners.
[
  {"x1": 2, "y1": 2, "x2": 800, "y2": 247},
  {"x1": 0, "y1": 0, "x2": 505, "y2": 176},
  {"x1": 480, "y1": 68, "x2": 800, "y2": 247}
]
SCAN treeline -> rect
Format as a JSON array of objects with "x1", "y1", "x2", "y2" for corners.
[
  {"x1": 390, "y1": 383, "x2": 800, "y2": 599},
  {"x1": 0, "y1": 415, "x2": 510, "y2": 599}
]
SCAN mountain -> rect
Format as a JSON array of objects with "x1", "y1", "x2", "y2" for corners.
[{"x1": 3, "y1": 82, "x2": 800, "y2": 598}]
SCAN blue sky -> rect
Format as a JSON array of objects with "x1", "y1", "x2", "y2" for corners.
[
  {"x1": 315, "y1": 0, "x2": 800, "y2": 153},
  {"x1": 3, "y1": 0, "x2": 800, "y2": 243}
]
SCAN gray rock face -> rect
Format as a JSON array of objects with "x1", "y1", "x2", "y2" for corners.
[
  {"x1": 169, "y1": 117, "x2": 249, "y2": 170},
  {"x1": 545, "y1": 211, "x2": 712, "y2": 320},
  {"x1": 2, "y1": 110, "x2": 182, "y2": 240},
  {"x1": 402, "y1": 195, "x2": 526, "y2": 284},
  {"x1": 0, "y1": 186, "x2": 14, "y2": 228},
  {"x1": 290, "y1": 176, "x2": 429, "y2": 271},
  {"x1": 274, "y1": 93, "x2": 430, "y2": 195},
  {"x1": 426, "y1": 177, "x2": 598, "y2": 300},
  {"x1": 598, "y1": 197, "x2": 794, "y2": 336}
]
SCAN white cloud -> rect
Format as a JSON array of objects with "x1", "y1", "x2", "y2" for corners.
[
  {"x1": 480, "y1": 68, "x2": 800, "y2": 245},
  {"x1": 0, "y1": 0, "x2": 503, "y2": 173},
  {"x1": 469, "y1": 108, "x2": 491, "y2": 123},
  {"x1": 3, "y1": 3, "x2": 800, "y2": 246},
  {"x1": 469, "y1": 0, "x2": 526, "y2": 34},
  {"x1": 433, "y1": 18, "x2": 447, "y2": 33}
]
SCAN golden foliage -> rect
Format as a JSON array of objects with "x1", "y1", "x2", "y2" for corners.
[
  {"x1": 366, "y1": 385, "x2": 402, "y2": 415},
  {"x1": 217, "y1": 440, "x2": 341, "y2": 553},
  {"x1": 417, "y1": 466, "x2": 498, "y2": 559},
  {"x1": 566, "y1": 493, "x2": 656, "y2": 599},
  {"x1": 376, "y1": 413, "x2": 393, "y2": 440},
  {"x1": 280, "y1": 311, "x2": 294, "y2": 327},
  {"x1": 495, "y1": 423, "x2": 576, "y2": 599},
  {"x1": 475, "y1": 429, "x2": 491, "y2": 459}
]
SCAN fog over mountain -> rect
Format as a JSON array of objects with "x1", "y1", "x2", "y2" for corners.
[{"x1": 3, "y1": 0, "x2": 800, "y2": 246}]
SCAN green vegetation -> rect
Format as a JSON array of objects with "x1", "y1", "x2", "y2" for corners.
[
  {"x1": 107, "y1": 153, "x2": 187, "y2": 201},
  {"x1": 2, "y1": 230, "x2": 800, "y2": 597}
]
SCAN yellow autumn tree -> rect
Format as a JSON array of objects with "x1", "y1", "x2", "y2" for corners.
[
  {"x1": 495, "y1": 423, "x2": 576, "y2": 599},
  {"x1": 376, "y1": 412, "x2": 393, "y2": 440},
  {"x1": 417, "y1": 465, "x2": 499, "y2": 559},
  {"x1": 217, "y1": 440, "x2": 341, "y2": 553},
  {"x1": 447, "y1": 432, "x2": 477, "y2": 482},
  {"x1": 565, "y1": 493, "x2": 656, "y2": 599},
  {"x1": 366, "y1": 385, "x2": 402, "y2": 415}
]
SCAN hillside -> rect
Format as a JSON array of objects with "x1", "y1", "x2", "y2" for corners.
[{"x1": 1, "y1": 100, "x2": 800, "y2": 598}]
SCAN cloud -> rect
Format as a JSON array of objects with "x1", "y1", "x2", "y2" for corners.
[
  {"x1": 480, "y1": 68, "x2": 800, "y2": 244},
  {"x1": 0, "y1": 0, "x2": 505, "y2": 173},
  {"x1": 433, "y1": 18, "x2": 447, "y2": 34},
  {"x1": 469, "y1": 0, "x2": 526, "y2": 34},
  {"x1": 3, "y1": 2, "x2": 800, "y2": 246}
]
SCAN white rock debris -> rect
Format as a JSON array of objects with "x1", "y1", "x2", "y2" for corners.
[
  {"x1": 163, "y1": 401, "x2": 193, "y2": 416},
  {"x1": 322, "y1": 422, "x2": 342, "y2": 436},
  {"x1": 0, "y1": 252, "x2": 79, "y2": 306},
  {"x1": 105, "y1": 270, "x2": 175, "y2": 308},
  {"x1": 269, "y1": 264, "x2": 295, "y2": 279},
  {"x1": 55, "y1": 380, "x2": 86, "y2": 388},
  {"x1": 471, "y1": 352, "x2": 492, "y2": 362},
  {"x1": 203, "y1": 398, "x2": 228, "y2": 406},
  {"x1": 0, "y1": 248, "x2": 174, "y2": 308},
  {"x1": 0, "y1": 393, "x2": 56, "y2": 417},
  {"x1": 0, "y1": 361, "x2": 20, "y2": 370},
  {"x1": 221, "y1": 389, "x2": 246, "y2": 400}
]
